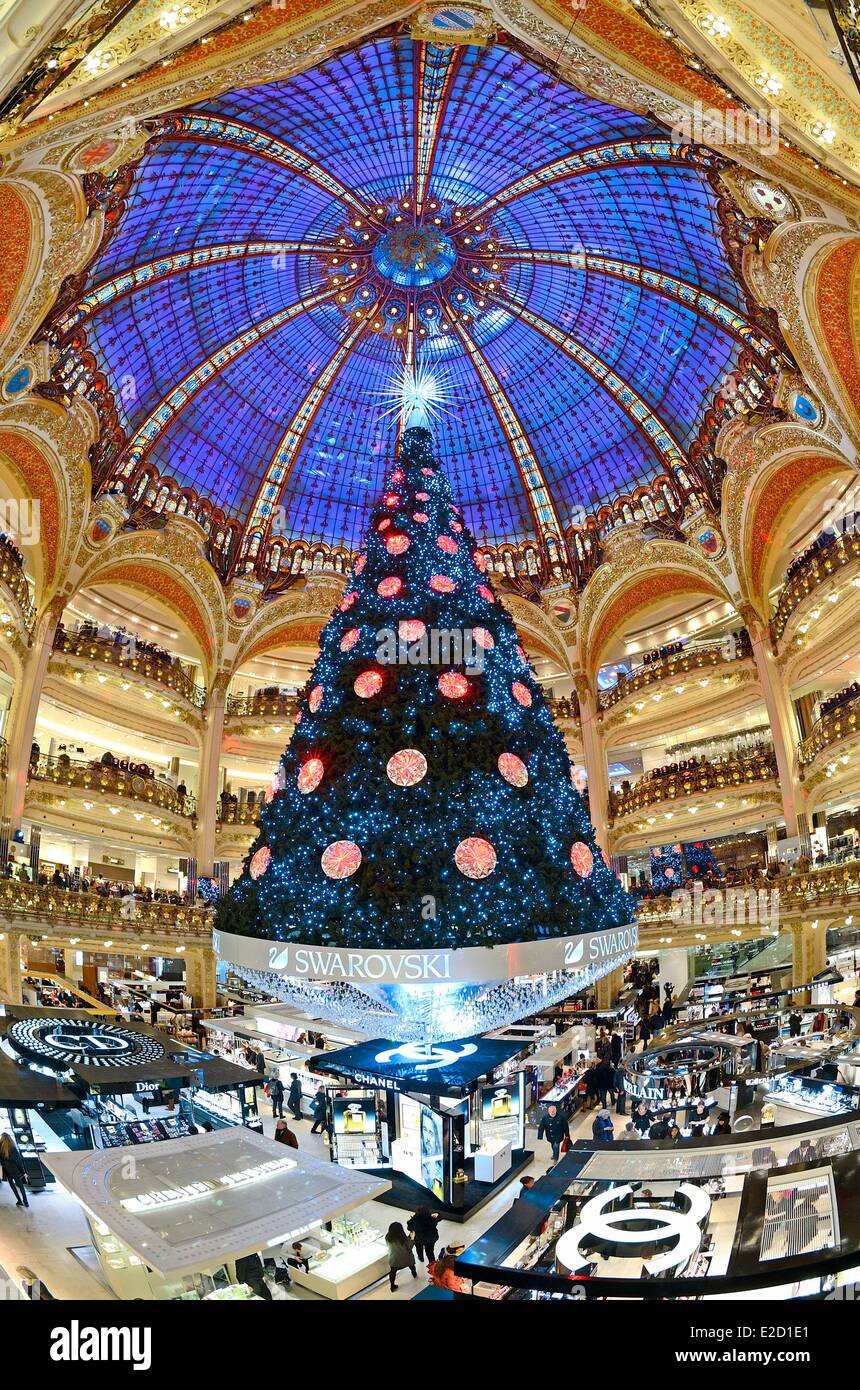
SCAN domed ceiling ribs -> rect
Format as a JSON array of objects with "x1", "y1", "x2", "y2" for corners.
[
  {"x1": 36, "y1": 33, "x2": 792, "y2": 590},
  {"x1": 490, "y1": 251, "x2": 780, "y2": 365},
  {"x1": 116, "y1": 286, "x2": 341, "y2": 480}
]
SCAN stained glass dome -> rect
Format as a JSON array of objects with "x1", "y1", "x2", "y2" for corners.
[{"x1": 69, "y1": 33, "x2": 761, "y2": 556}]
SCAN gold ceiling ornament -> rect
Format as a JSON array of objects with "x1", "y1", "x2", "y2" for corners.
[{"x1": 410, "y1": 4, "x2": 496, "y2": 46}]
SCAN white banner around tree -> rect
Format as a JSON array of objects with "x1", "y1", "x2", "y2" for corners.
[{"x1": 213, "y1": 923, "x2": 639, "y2": 987}]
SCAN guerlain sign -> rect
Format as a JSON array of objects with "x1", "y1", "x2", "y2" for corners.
[{"x1": 213, "y1": 923, "x2": 639, "y2": 987}]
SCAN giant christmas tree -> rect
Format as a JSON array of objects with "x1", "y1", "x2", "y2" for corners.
[{"x1": 217, "y1": 421, "x2": 633, "y2": 952}]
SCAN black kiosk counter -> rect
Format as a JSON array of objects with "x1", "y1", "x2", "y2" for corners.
[{"x1": 309, "y1": 1034, "x2": 534, "y2": 1219}]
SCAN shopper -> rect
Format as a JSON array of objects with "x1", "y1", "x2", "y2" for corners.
[
  {"x1": 0, "y1": 1133, "x2": 28, "y2": 1207},
  {"x1": 591, "y1": 1109, "x2": 614, "y2": 1143},
  {"x1": 428, "y1": 1250, "x2": 470, "y2": 1294},
  {"x1": 287, "y1": 1072, "x2": 303, "y2": 1121},
  {"x1": 689, "y1": 1100, "x2": 709, "y2": 1136},
  {"x1": 610, "y1": 1030, "x2": 623, "y2": 1066},
  {"x1": 273, "y1": 1118, "x2": 299, "y2": 1148},
  {"x1": 788, "y1": 1011, "x2": 802, "y2": 1038},
  {"x1": 613, "y1": 1063, "x2": 627, "y2": 1115},
  {"x1": 537, "y1": 1104, "x2": 570, "y2": 1162},
  {"x1": 310, "y1": 1088, "x2": 328, "y2": 1134},
  {"x1": 406, "y1": 1207, "x2": 440, "y2": 1265},
  {"x1": 267, "y1": 1074, "x2": 285, "y2": 1119},
  {"x1": 594, "y1": 1057, "x2": 616, "y2": 1109},
  {"x1": 631, "y1": 1099, "x2": 652, "y2": 1135},
  {"x1": 788, "y1": 1137, "x2": 819, "y2": 1165},
  {"x1": 713, "y1": 1111, "x2": 732, "y2": 1136},
  {"x1": 384, "y1": 1222, "x2": 418, "y2": 1291}
]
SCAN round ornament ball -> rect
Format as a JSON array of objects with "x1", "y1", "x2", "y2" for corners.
[
  {"x1": 321, "y1": 840, "x2": 362, "y2": 879},
  {"x1": 298, "y1": 758, "x2": 324, "y2": 794},
  {"x1": 249, "y1": 846, "x2": 271, "y2": 880},
  {"x1": 498, "y1": 752, "x2": 528, "y2": 786},
  {"x1": 386, "y1": 749, "x2": 428, "y2": 786},
  {"x1": 570, "y1": 842, "x2": 594, "y2": 877},
  {"x1": 455, "y1": 837, "x2": 497, "y2": 879}
]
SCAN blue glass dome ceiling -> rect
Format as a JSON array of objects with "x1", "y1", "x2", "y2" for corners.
[{"x1": 70, "y1": 34, "x2": 773, "y2": 553}]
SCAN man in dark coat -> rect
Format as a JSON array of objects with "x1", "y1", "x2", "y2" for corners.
[
  {"x1": 537, "y1": 1104, "x2": 570, "y2": 1161},
  {"x1": 287, "y1": 1072, "x2": 303, "y2": 1121}
]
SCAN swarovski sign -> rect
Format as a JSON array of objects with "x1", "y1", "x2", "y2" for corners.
[{"x1": 214, "y1": 923, "x2": 638, "y2": 987}]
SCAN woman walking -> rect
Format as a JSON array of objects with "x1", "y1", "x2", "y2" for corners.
[
  {"x1": 384, "y1": 1222, "x2": 418, "y2": 1292},
  {"x1": 0, "y1": 1132, "x2": 28, "y2": 1207}
]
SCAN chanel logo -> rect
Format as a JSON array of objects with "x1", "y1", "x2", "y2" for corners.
[{"x1": 555, "y1": 1183, "x2": 711, "y2": 1277}]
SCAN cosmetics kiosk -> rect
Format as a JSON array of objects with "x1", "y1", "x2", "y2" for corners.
[
  {"x1": 452, "y1": 1127, "x2": 860, "y2": 1300},
  {"x1": 42, "y1": 1128, "x2": 392, "y2": 1300},
  {"x1": 0, "y1": 1007, "x2": 262, "y2": 1149},
  {"x1": 310, "y1": 1034, "x2": 533, "y2": 1218}
]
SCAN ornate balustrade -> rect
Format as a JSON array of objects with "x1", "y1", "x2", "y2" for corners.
[
  {"x1": 635, "y1": 861, "x2": 860, "y2": 924},
  {"x1": 225, "y1": 690, "x2": 300, "y2": 720},
  {"x1": 543, "y1": 693, "x2": 580, "y2": 721},
  {"x1": 771, "y1": 530, "x2": 860, "y2": 642},
  {"x1": 217, "y1": 797, "x2": 267, "y2": 827},
  {"x1": 53, "y1": 628, "x2": 207, "y2": 708},
  {"x1": 29, "y1": 755, "x2": 196, "y2": 818},
  {"x1": 799, "y1": 691, "x2": 860, "y2": 767},
  {"x1": 0, "y1": 879, "x2": 213, "y2": 940},
  {"x1": 0, "y1": 548, "x2": 34, "y2": 627},
  {"x1": 610, "y1": 746, "x2": 778, "y2": 820},
  {"x1": 598, "y1": 636, "x2": 752, "y2": 712}
]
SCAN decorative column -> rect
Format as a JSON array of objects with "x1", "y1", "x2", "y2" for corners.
[
  {"x1": 595, "y1": 964, "x2": 624, "y2": 1011},
  {"x1": 195, "y1": 673, "x2": 228, "y2": 879},
  {"x1": 184, "y1": 945, "x2": 217, "y2": 1010},
  {"x1": 573, "y1": 671, "x2": 609, "y2": 854},
  {"x1": 0, "y1": 930, "x2": 22, "y2": 1005},
  {"x1": 1, "y1": 596, "x2": 64, "y2": 833},
  {"x1": 742, "y1": 609, "x2": 804, "y2": 835},
  {"x1": 790, "y1": 922, "x2": 826, "y2": 999}
]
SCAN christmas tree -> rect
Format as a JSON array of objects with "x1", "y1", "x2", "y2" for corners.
[{"x1": 217, "y1": 418, "x2": 633, "y2": 951}]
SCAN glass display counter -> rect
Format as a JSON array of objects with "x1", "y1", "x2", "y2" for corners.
[{"x1": 287, "y1": 1217, "x2": 389, "y2": 1300}]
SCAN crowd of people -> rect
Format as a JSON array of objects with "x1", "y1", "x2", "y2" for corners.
[
  {"x1": 820, "y1": 682, "x2": 860, "y2": 719},
  {"x1": 3, "y1": 859, "x2": 193, "y2": 905},
  {"x1": 786, "y1": 526, "x2": 843, "y2": 581},
  {"x1": 56, "y1": 618, "x2": 182, "y2": 671},
  {"x1": 0, "y1": 531, "x2": 24, "y2": 570}
]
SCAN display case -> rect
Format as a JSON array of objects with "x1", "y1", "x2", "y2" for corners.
[
  {"x1": 474, "y1": 1137, "x2": 512, "y2": 1183},
  {"x1": 765, "y1": 1074, "x2": 859, "y2": 1117},
  {"x1": 287, "y1": 1217, "x2": 389, "y2": 1301},
  {"x1": 0, "y1": 1106, "x2": 46, "y2": 1190}
]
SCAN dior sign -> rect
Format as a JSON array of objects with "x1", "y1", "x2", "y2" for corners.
[{"x1": 213, "y1": 923, "x2": 638, "y2": 987}]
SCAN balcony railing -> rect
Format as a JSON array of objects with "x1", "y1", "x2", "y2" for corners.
[
  {"x1": 771, "y1": 530, "x2": 860, "y2": 642},
  {"x1": 598, "y1": 636, "x2": 752, "y2": 712},
  {"x1": 53, "y1": 628, "x2": 207, "y2": 708},
  {"x1": 0, "y1": 735, "x2": 6, "y2": 778},
  {"x1": 0, "y1": 880, "x2": 213, "y2": 938},
  {"x1": 217, "y1": 797, "x2": 266, "y2": 827},
  {"x1": 0, "y1": 548, "x2": 34, "y2": 627},
  {"x1": 543, "y1": 693, "x2": 580, "y2": 721},
  {"x1": 29, "y1": 756, "x2": 196, "y2": 818},
  {"x1": 609, "y1": 746, "x2": 778, "y2": 820},
  {"x1": 635, "y1": 861, "x2": 860, "y2": 923},
  {"x1": 799, "y1": 691, "x2": 860, "y2": 767},
  {"x1": 226, "y1": 690, "x2": 300, "y2": 720}
]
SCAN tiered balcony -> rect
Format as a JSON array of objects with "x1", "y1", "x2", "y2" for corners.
[
  {"x1": 771, "y1": 530, "x2": 860, "y2": 644},
  {"x1": 226, "y1": 690, "x2": 300, "y2": 720},
  {"x1": 217, "y1": 797, "x2": 266, "y2": 827},
  {"x1": 798, "y1": 689, "x2": 860, "y2": 809},
  {"x1": 598, "y1": 636, "x2": 756, "y2": 740},
  {"x1": 0, "y1": 544, "x2": 34, "y2": 629},
  {"x1": 25, "y1": 756, "x2": 196, "y2": 849},
  {"x1": 0, "y1": 880, "x2": 212, "y2": 952},
  {"x1": 609, "y1": 745, "x2": 781, "y2": 851},
  {"x1": 52, "y1": 627, "x2": 206, "y2": 710}
]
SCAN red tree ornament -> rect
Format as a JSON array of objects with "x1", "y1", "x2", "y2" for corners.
[
  {"x1": 249, "y1": 846, "x2": 272, "y2": 880},
  {"x1": 340, "y1": 628, "x2": 360, "y2": 651},
  {"x1": 570, "y1": 842, "x2": 594, "y2": 877},
  {"x1": 430, "y1": 575, "x2": 456, "y2": 593},
  {"x1": 398, "y1": 619, "x2": 426, "y2": 642},
  {"x1": 498, "y1": 752, "x2": 528, "y2": 786},
  {"x1": 512, "y1": 681, "x2": 532, "y2": 707},
  {"x1": 386, "y1": 749, "x2": 428, "y2": 786},
  {"x1": 413, "y1": 512, "x2": 429, "y2": 523},
  {"x1": 321, "y1": 840, "x2": 362, "y2": 879},
  {"x1": 378, "y1": 577, "x2": 403, "y2": 597},
  {"x1": 472, "y1": 626, "x2": 495, "y2": 651},
  {"x1": 298, "y1": 758, "x2": 324, "y2": 793},
  {"x1": 386, "y1": 533, "x2": 409, "y2": 555},
  {"x1": 455, "y1": 837, "x2": 497, "y2": 879},
  {"x1": 438, "y1": 671, "x2": 470, "y2": 699},
  {"x1": 354, "y1": 670, "x2": 384, "y2": 698},
  {"x1": 339, "y1": 591, "x2": 357, "y2": 611},
  {"x1": 437, "y1": 535, "x2": 458, "y2": 554},
  {"x1": 308, "y1": 684, "x2": 323, "y2": 713},
  {"x1": 477, "y1": 585, "x2": 495, "y2": 603}
]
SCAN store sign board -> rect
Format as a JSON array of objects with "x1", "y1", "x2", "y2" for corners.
[{"x1": 214, "y1": 923, "x2": 638, "y2": 987}]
